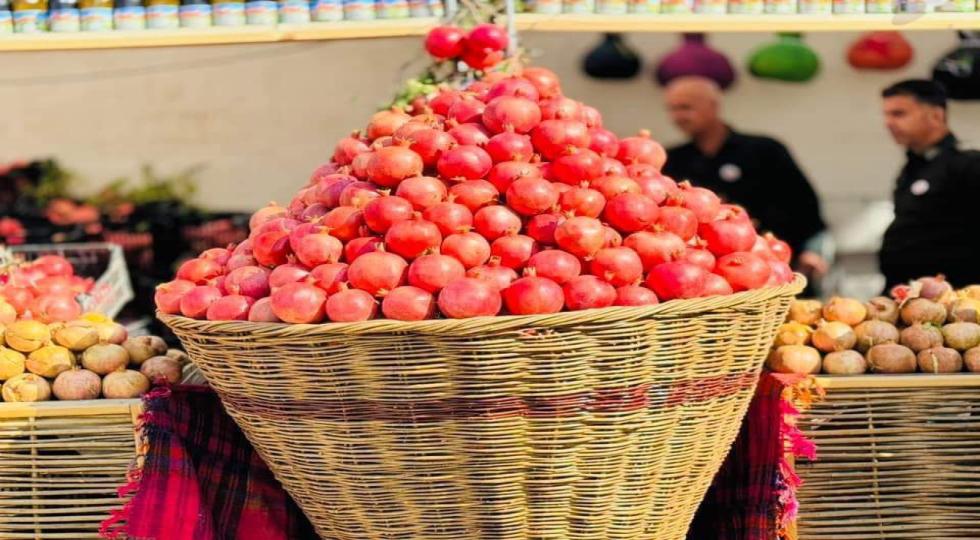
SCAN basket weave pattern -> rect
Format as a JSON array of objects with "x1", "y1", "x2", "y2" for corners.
[
  {"x1": 0, "y1": 400, "x2": 141, "y2": 539},
  {"x1": 163, "y1": 276, "x2": 803, "y2": 540},
  {"x1": 797, "y1": 375, "x2": 980, "y2": 540}
]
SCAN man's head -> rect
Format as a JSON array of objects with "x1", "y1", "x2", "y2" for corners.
[
  {"x1": 881, "y1": 79, "x2": 949, "y2": 150},
  {"x1": 664, "y1": 76, "x2": 723, "y2": 138}
]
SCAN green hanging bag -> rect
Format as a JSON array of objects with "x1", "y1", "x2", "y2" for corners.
[{"x1": 748, "y1": 33, "x2": 821, "y2": 83}]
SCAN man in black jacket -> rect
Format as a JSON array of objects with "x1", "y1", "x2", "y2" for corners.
[
  {"x1": 879, "y1": 79, "x2": 980, "y2": 289},
  {"x1": 662, "y1": 76, "x2": 828, "y2": 280}
]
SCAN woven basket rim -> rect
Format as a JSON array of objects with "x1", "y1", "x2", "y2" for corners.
[{"x1": 159, "y1": 274, "x2": 805, "y2": 337}]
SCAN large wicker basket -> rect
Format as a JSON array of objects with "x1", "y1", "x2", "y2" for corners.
[
  {"x1": 796, "y1": 374, "x2": 980, "y2": 540},
  {"x1": 162, "y1": 275, "x2": 804, "y2": 540},
  {"x1": 0, "y1": 399, "x2": 142, "y2": 539}
]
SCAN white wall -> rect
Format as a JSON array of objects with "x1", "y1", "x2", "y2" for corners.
[{"x1": 2, "y1": 30, "x2": 977, "y2": 217}]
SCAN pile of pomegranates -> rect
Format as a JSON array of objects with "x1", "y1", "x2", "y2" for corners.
[
  {"x1": 0, "y1": 255, "x2": 92, "y2": 325},
  {"x1": 156, "y1": 65, "x2": 794, "y2": 324}
]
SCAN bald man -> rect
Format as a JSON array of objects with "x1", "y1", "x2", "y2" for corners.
[{"x1": 661, "y1": 77, "x2": 828, "y2": 280}]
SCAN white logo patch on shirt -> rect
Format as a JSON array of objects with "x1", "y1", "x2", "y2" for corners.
[
  {"x1": 719, "y1": 163, "x2": 742, "y2": 183},
  {"x1": 910, "y1": 179, "x2": 930, "y2": 196}
]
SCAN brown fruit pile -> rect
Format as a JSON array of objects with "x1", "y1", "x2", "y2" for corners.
[
  {"x1": 769, "y1": 276, "x2": 980, "y2": 375},
  {"x1": 0, "y1": 316, "x2": 185, "y2": 403}
]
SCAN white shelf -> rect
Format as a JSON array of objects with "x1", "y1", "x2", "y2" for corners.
[
  {"x1": 0, "y1": 18, "x2": 436, "y2": 51},
  {"x1": 517, "y1": 12, "x2": 980, "y2": 32},
  {"x1": 1, "y1": 13, "x2": 978, "y2": 52}
]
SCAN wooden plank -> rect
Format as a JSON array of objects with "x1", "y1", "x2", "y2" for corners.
[
  {"x1": 0, "y1": 399, "x2": 140, "y2": 419},
  {"x1": 0, "y1": 19, "x2": 434, "y2": 52},
  {"x1": 814, "y1": 373, "x2": 980, "y2": 389}
]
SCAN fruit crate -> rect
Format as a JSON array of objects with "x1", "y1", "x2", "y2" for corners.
[
  {"x1": 7, "y1": 243, "x2": 134, "y2": 318},
  {"x1": 181, "y1": 214, "x2": 249, "y2": 255},
  {"x1": 0, "y1": 399, "x2": 143, "y2": 539},
  {"x1": 795, "y1": 374, "x2": 980, "y2": 540}
]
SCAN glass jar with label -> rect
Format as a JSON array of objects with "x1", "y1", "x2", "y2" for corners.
[
  {"x1": 245, "y1": 0, "x2": 275, "y2": 23},
  {"x1": 797, "y1": 0, "x2": 831, "y2": 11},
  {"x1": 729, "y1": 0, "x2": 764, "y2": 12},
  {"x1": 406, "y1": 0, "x2": 426, "y2": 16},
  {"x1": 694, "y1": 0, "x2": 725, "y2": 12},
  {"x1": 660, "y1": 0, "x2": 692, "y2": 12},
  {"x1": 596, "y1": 0, "x2": 627, "y2": 13},
  {"x1": 311, "y1": 0, "x2": 341, "y2": 20},
  {"x1": 113, "y1": 0, "x2": 145, "y2": 29},
  {"x1": 376, "y1": 0, "x2": 408, "y2": 17},
  {"x1": 764, "y1": 0, "x2": 796, "y2": 11},
  {"x1": 0, "y1": 0, "x2": 15, "y2": 31},
  {"x1": 531, "y1": 0, "x2": 562, "y2": 11},
  {"x1": 49, "y1": 0, "x2": 80, "y2": 31},
  {"x1": 563, "y1": 0, "x2": 595, "y2": 12},
  {"x1": 178, "y1": 0, "x2": 210, "y2": 26},
  {"x1": 833, "y1": 0, "x2": 865, "y2": 12},
  {"x1": 627, "y1": 0, "x2": 660, "y2": 12},
  {"x1": 212, "y1": 0, "x2": 244, "y2": 24},
  {"x1": 341, "y1": 0, "x2": 372, "y2": 19},
  {"x1": 145, "y1": 0, "x2": 177, "y2": 27},
  {"x1": 12, "y1": 0, "x2": 48, "y2": 32},
  {"x1": 79, "y1": 0, "x2": 111, "y2": 30},
  {"x1": 934, "y1": 0, "x2": 974, "y2": 11},
  {"x1": 278, "y1": 0, "x2": 308, "y2": 21},
  {"x1": 865, "y1": 0, "x2": 894, "y2": 11}
]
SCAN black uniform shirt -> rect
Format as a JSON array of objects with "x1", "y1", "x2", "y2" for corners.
[
  {"x1": 663, "y1": 129, "x2": 826, "y2": 259},
  {"x1": 880, "y1": 133, "x2": 980, "y2": 289}
]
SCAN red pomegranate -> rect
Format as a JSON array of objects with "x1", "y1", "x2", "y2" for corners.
[
  {"x1": 645, "y1": 262, "x2": 708, "y2": 301},
  {"x1": 503, "y1": 275, "x2": 565, "y2": 315},
  {"x1": 563, "y1": 275, "x2": 617, "y2": 311},
  {"x1": 437, "y1": 278, "x2": 502, "y2": 318}
]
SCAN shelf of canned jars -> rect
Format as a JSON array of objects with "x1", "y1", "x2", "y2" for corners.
[
  {"x1": 2, "y1": 11, "x2": 980, "y2": 52},
  {"x1": 0, "y1": 19, "x2": 437, "y2": 50}
]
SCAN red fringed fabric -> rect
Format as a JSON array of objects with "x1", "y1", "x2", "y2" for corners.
[
  {"x1": 100, "y1": 376, "x2": 816, "y2": 540},
  {"x1": 687, "y1": 372, "x2": 817, "y2": 540},
  {"x1": 100, "y1": 386, "x2": 317, "y2": 540}
]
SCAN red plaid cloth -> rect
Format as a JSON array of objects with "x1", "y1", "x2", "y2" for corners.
[
  {"x1": 100, "y1": 386, "x2": 317, "y2": 540},
  {"x1": 103, "y1": 376, "x2": 812, "y2": 540},
  {"x1": 687, "y1": 372, "x2": 814, "y2": 540}
]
